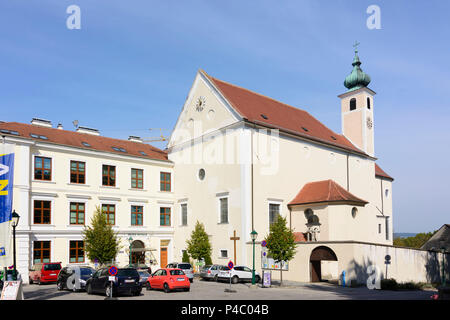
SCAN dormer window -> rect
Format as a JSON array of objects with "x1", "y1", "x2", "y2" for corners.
[
  {"x1": 349, "y1": 98, "x2": 356, "y2": 111},
  {"x1": 367, "y1": 97, "x2": 371, "y2": 109}
]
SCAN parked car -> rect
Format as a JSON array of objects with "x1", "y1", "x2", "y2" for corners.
[
  {"x1": 124, "y1": 263, "x2": 151, "y2": 274},
  {"x1": 146, "y1": 268, "x2": 190, "y2": 293},
  {"x1": 29, "y1": 262, "x2": 62, "y2": 285},
  {"x1": 85, "y1": 267, "x2": 141, "y2": 297},
  {"x1": 166, "y1": 262, "x2": 194, "y2": 282},
  {"x1": 56, "y1": 265, "x2": 94, "y2": 292},
  {"x1": 137, "y1": 270, "x2": 151, "y2": 286},
  {"x1": 200, "y1": 264, "x2": 227, "y2": 281},
  {"x1": 217, "y1": 265, "x2": 261, "y2": 284}
]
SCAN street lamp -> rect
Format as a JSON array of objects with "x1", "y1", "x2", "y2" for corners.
[
  {"x1": 250, "y1": 230, "x2": 258, "y2": 285},
  {"x1": 128, "y1": 236, "x2": 133, "y2": 266},
  {"x1": 11, "y1": 210, "x2": 20, "y2": 281}
]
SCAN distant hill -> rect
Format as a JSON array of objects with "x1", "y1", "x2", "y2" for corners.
[{"x1": 393, "y1": 233, "x2": 417, "y2": 239}]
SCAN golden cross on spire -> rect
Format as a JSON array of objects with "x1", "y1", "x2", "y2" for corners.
[{"x1": 353, "y1": 41, "x2": 360, "y2": 53}]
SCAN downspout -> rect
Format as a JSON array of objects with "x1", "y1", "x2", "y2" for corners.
[
  {"x1": 346, "y1": 154, "x2": 350, "y2": 191},
  {"x1": 380, "y1": 178, "x2": 384, "y2": 214},
  {"x1": 251, "y1": 123, "x2": 255, "y2": 231}
]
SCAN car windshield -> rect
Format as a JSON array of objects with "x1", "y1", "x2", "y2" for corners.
[
  {"x1": 170, "y1": 270, "x2": 185, "y2": 276},
  {"x1": 202, "y1": 265, "x2": 212, "y2": 270},
  {"x1": 44, "y1": 264, "x2": 61, "y2": 271},
  {"x1": 117, "y1": 269, "x2": 139, "y2": 277},
  {"x1": 80, "y1": 268, "x2": 94, "y2": 276},
  {"x1": 221, "y1": 266, "x2": 230, "y2": 271},
  {"x1": 138, "y1": 271, "x2": 150, "y2": 277},
  {"x1": 178, "y1": 264, "x2": 191, "y2": 269}
]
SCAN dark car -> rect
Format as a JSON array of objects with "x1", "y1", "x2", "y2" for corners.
[
  {"x1": 57, "y1": 265, "x2": 94, "y2": 292},
  {"x1": 85, "y1": 267, "x2": 141, "y2": 297}
]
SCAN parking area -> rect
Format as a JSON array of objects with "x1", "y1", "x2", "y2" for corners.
[{"x1": 22, "y1": 277, "x2": 436, "y2": 300}]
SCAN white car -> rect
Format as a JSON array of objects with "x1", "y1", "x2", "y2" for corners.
[{"x1": 217, "y1": 266, "x2": 261, "y2": 284}]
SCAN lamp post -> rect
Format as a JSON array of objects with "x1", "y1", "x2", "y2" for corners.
[
  {"x1": 250, "y1": 230, "x2": 258, "y2": 285},
  {"x1": 128, "y1": 236, "x2": 133, "y2": 266},
  {"x1": 11, "y1": 210, "x2": 20, "y2": 281}
]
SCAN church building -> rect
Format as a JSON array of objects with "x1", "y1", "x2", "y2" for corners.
[{"x1": 167, "y1": 49, "x2": 418, "y2": 284}]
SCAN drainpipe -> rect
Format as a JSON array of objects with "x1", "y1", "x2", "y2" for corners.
[{"x1": 346, "y1": 154, "x2": 350, "y2": 191}]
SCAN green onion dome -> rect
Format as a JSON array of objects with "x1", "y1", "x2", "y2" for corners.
[{"x1": 344, "y1": 50, "x2": 371, "y2": 91}]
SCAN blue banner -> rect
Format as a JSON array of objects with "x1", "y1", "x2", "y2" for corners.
[{"x1": 0, "y1": 148, "x2": 14, "y2": 266}]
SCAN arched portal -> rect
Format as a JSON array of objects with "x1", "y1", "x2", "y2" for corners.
[
  {"x1": 131, "y1": 240, "x2": 146, "y2": 264},
  {"x1": 309, "y1": 246, "x2": 338, "y2": 282}
]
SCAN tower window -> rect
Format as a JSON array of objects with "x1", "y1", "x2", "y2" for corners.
[
  {"x1": 349, "y1": 98, "x2": 356, "y2": 111},
  {"x1": 367, "y1": 97, "x2": 371, "y2": 109}
]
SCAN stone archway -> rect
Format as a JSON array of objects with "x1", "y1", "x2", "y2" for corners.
[
  {"x1": 131, "y1": 240, "x2": 146, "y2": 264},
  {"x1": 309, "y1": 246, "x2": 338, "y2": 282}
]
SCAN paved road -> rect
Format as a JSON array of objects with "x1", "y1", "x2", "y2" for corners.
[{"x1": 22, "y1": 278, "x2": 436, "y2": 300}]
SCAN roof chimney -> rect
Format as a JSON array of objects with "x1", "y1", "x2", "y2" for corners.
[
  {"x1": 31, "y1": 118, "x2": 52, "y2": 128},
  {"x1": 128, "y1": 135, "x2": 143, "y2": 143},
  {"x1": 76, "y1": 126, "x2": 100, "y2": 136},
  {"x1": 57, "y1": 123, "x2": 64, "y2": 130}
]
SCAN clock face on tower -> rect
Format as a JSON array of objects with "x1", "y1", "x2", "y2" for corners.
[
  {"x1": 366, "y1": 117, "x2": 373, "y2": 129},
  {"x1": 195, "y1": 96, "x2": 206, "y2": 112}
]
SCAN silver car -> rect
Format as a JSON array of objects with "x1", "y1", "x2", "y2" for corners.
[
  {"x1": 166, "y1": 262, "x2": 194, "y2": 282},
  {"x1": 217, "y1": 265, "x2": 261, "y2": 284},
  {"x1": 200, "y1": 265, "x2": 227, "y2": 281}
]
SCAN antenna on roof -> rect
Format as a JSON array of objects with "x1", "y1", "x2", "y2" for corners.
[
  {"x1": 72, "y1": 120, "x2": 79, "y2": 129},
  {"x1": 142, "y1": 128, "x2": 169, "y2": 143}
]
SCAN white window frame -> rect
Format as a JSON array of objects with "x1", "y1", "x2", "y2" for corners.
[
  {"x1": 67, "y1": 238, "x2": 85, "y2": 264},
  {"x1": 68, "y1": 158, "x2": 88, "y2": 185},
  {"x1": 219, "y1": 249, "x2": 228, "y2": 259},
  {"x1": 32, "y1": 154, "x2": 54, "y2": 183},
  {"x1": 268, "y1": 200, "x2": 282, "y2": 229},
  {"x1": 179, "y1": 202, "x2": 188, "y2": 227},
  {"x1": 31, "y1": 195, "x2": 55, "y2": 226},
  {"x1": 68, "y1": 200, "x2": 88, "y2": 226},
  {"x1": 218, "y1": 196, "x2": 229, "y2": 224},
  {"x1": 130, "y1": 167, "x2": 145, "y2": 190}
]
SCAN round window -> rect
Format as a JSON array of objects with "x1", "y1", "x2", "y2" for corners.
[{"x1": 198, "y1": 169, "x2": 205, "y2": 181}]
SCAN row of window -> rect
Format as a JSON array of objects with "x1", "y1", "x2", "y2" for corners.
[
  {"x1": 349, "y1": 97, "x2": 371, "y2": 111},
  {"x1": 33, "y1": 240, "x2": 84, "y2": 264},
  {"x1": 34, "y1": 157, "x2": 172, "y2": 191},
  {"x1": 33, "y1": 200, "x2": 172, "y2": 227}
]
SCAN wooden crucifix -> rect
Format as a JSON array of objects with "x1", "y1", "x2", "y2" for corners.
[{"x1": 230, "y1": 230, "x2": 240, "y2": 265}]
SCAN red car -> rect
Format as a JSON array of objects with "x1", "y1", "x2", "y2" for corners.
[
  {"x1": 146, "y1": 268, "x2": 190, "y2": 293},
  {"x1": 29, "y1": 262, "x2": 62, "y2": 285}
]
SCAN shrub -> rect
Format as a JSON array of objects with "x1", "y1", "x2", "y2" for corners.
[{"x1": 381, "y1": 278, "x2": 398, "y2": 290}]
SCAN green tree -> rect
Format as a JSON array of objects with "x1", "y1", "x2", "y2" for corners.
[
  {"x1": 264, "y1": 214, "x2": 296, "y2": 286},
  {"x1": 82, "y1": 206, "x2": 120, "y2": 265},
  {"x1": 182, "y1": 250, "x2": 190, "y2": 263},
  {"x1": 393, "y1": 231, "x2": 437, "y2": 248},
  {"x1": 186, "y1": 221, "x2": 212, "y2": 265}
]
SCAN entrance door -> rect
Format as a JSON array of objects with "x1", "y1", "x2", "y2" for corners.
[
  {"x1": 310, "y1": 261, "x2": 321, "y2": 282},
  {"x1": 160, "y1": 247, "x2": 168, "y2": 268}
]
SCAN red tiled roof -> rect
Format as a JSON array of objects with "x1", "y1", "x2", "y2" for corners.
[
  {"x1": 0, "y1": 122, "x2": 169, "y2": 162},
  {"x1": 293, "y1": 232, "x2": 307, "y2": 242},
  {"x1": 288, "y1": 179, "x2": 368, "y2": 207},
  {"x1": 375, "y1": 163, "x2": 394, "y2": 181},
  {"x1": 202, "y1": 70, "x2": 366, "y2": 156}
]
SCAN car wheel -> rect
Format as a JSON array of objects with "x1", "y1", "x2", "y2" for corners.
[
  {"x1": 29, "y1": 278, "x2": 33, "y2": 285},
  {"x1": 38, "y1": 278, "x2": 42, "y2": 285},
  {"x1": 189, "y1": 278, "x2": 193, "y2": 283},
  {"x1": 86, "y1": 283, "x2": 92, "y2": 295},
  {"x1": 184, "y1": 287, "x2": 190, "y2": 292},
  {"x1": 255, "y1": 276, "x2": 261, "y2": 283},
  {"x1": 231, "y1": 276, "x2": 239, "y2": 284},
  {"x1": 163, "y1": 283, "x2": 170, "y2": 293},
  {"x1": 214, "y1": 275, "x2": 218, "y2": 282},
  {"x1": 146, "y1": 282, "x2": 152, "y2": 291},
  {"x1": 57, "y1": 281, "x2": 63, "y2": 291}
]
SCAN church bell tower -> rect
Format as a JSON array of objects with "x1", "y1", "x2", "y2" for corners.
[{"x1": 338, "y1": 44, "x2": 375, "y2": 157}]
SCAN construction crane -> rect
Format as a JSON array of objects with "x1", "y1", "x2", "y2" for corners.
[{"x1": 142, "y1": 128, "x2": 169, "y2": 143}]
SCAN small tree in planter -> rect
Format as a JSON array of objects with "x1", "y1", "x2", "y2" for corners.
[
  {"x1": 82, "y1": 206, "x2": 120, "y2": 266},
  {"x1": 186, "y1": 221, "x2": 212, "y2": 270},
  {"x1": 182, "y1": 250, "x2": 190, "y2": 263},
  {"x1": 264, "y1": 214, "x2": 296, "y2": 286}
]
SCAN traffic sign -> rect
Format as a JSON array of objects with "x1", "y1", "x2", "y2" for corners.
[
  {"x1": 261, "y1": 240, "x2": 267, "y2": 247},
  {"x1": 108, "y1": 266, "x2": 118, "y2": 276},
  {"x1": 227, "y1": 260, "x2": 234, "y2": 269}
]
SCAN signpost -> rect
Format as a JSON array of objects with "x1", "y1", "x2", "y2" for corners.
[
  {"x1": 384, "y1": 255, "x2": 391, "y2": 279},
  {"x1": 224, "y1": 260, "x2": 236, "y2": 293},
  {"x1": 106, "y1": 266, "x2": 118, "y2": 300}
]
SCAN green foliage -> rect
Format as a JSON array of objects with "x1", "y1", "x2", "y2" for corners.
[
  {"x1": 182, "y1": 250, "x2": 190, "y2": 263},
  {"x1": 82, "y1": 206, "x2": 120, "y2": 265},
  {"x1": 186, "y1": 221, "x2": 212, "y2": 262},
  {"x1": 381, "y1": 278, "x2": 398, "y2": 290},
  {"x1": 265, "y1": 215, "x2": 296, "y2": 264},
  {"x1": 381, "y1": 278, "x2": 427, "y2": 291},
  {"x1": 204, "y1": 254, "x2": 213, "y2": 266},
  {"x1": 393, "y1": 231, "x2": 437, "y2": 248}
]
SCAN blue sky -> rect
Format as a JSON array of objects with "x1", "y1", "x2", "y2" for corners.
[{"x1": 1, "y1": 1, "x2": 449, "y2": 233}]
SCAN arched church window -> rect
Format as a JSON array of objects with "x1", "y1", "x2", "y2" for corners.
[
  {"x1": 350, "y1": 98, "x2": 356, "y2": 111},
  {"x1": 367, "y1": 97, "x2": 371, "y2": 109}
]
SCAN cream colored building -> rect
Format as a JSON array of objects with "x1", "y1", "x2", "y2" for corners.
[
  {"x1": 0, "y1": 119, "x2": 175, "y2": 283},
  {"x1": 166, "y1": 51, "x2": 448, "y2": 284}
]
